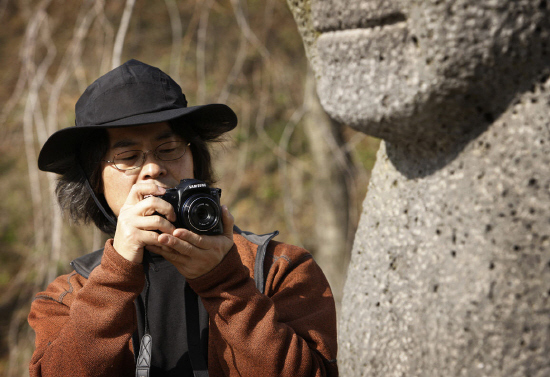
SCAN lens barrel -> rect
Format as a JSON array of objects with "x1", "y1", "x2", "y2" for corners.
[{"x1": 181, "y1": 194, "x2": 221, "y2": 232}]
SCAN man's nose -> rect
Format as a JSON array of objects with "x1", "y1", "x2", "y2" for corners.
[{"x1": 139, "y1": 151, "x2": 166, "y2": 178}]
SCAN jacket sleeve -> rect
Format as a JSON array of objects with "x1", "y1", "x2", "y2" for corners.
[
  {"x1": 188, "y1": 242, "x2": 339, "y2": 377},
  {"x1": 28, "y1": 240, "x2": 145, "y2": 377}
]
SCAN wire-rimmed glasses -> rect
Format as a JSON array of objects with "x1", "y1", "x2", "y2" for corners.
[{"x1": 103, "y1": 141, "x2": 191, "y2": 171}]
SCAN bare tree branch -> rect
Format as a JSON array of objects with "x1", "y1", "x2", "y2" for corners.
[
  {"x1": 165, "y1": 0, "x2": 183, "y2": 83},
  {"x1": 229, "y1": 0, "x2": 269, "y2": 59},
  {"x1": 217, "y1": 30, "x2": 248, "y2": 104},
  {"x1": 219, "y1": 98, "x2": 252, "y2": 206},
  {"x1": 196, "y1": 0, "x2": 215, "y2": 104},
  {"x1": 177, "y1": 0, "x2": 201, "y2": 71},
  {"x1": 21, "y1": 2, "x2": 55, "y2": 250},
  {"x1": 277, "y1": 106, "x2": 306, "y2": 247},
  {"x1": 254, "y1": 98, "x2": 308, "y2": 171},
  {"x1": 112, "y1": 0, "x2": 136, "y2": 68},
  {"x1": 92, "y1": 0, "x2": 114, "y2": 76},
  {"x1": 45, "y1": 0, "x2": 97, "y2": 137},
  {"x1": 0, "y1": 66, "x2": 28, "y2": 141}
]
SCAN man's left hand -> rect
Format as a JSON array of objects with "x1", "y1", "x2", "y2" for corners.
[{"x1": 147, "y1": 205, "x2": 235, "y2": 279}]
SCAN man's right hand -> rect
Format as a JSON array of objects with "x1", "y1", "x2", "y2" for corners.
[{"x1": 113, "y1": 183, "x2": 176, "y2": 263}]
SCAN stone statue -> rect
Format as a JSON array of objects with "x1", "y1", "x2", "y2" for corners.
[{"x1": 286, "y1": 0, "x2": 550, "y2": 375}]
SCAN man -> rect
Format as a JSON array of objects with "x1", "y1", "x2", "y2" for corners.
[{"x1": 28, "y1": 59, "x2": 338, "y2": 377}]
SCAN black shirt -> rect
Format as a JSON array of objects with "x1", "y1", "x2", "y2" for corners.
[{"x1": 134, "y1": 252, "x2": 209, "y2": 376}]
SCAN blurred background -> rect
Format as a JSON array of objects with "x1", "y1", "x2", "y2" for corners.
[{"x1": 0, "y1": 0, "x2": 380, "y2": 375}]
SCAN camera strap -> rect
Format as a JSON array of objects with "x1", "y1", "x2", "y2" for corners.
[
  {"x1": 135, "y1": 252, "x2": 153, "y2": 377},
  {"x1": 135, "y1": 333, "x2": 152, "y2": 377},
  {"x1": 185, "y1": 282, "x2": 209, "y2": 377},
  {"x1": 76, "y1": 163, "x2": 117, "y2": 227}
]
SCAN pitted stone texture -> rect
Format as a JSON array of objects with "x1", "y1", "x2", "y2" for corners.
[
  {"x1": 339, "y1": 81, "x2": 550, "y2": 376},
  {"x1": 289, "y1": 0, "x2": 550, "y2": 143},
  {"x1": 285, "y1": 0, "x2": 550, "y2": 376},
  {"x1": 312, "y1": 0, "x2": 403, "y2": 32}
]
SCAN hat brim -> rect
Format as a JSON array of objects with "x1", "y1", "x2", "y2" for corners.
[{"x1": 38, "y1": 103, "x2": 237, "y2": 174}]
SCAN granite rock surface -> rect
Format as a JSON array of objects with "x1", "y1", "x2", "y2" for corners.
[{"x1": 286, "y1": 0, "x2": 550, "y2": 375}]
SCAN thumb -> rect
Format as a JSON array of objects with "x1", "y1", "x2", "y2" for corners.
[{"x1": 221, "y1": 205, "x2": 235, "y2": 239}]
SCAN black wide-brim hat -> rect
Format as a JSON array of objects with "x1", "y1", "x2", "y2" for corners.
[{"x1": 38, "y1": 59, "x2": 237, "y2": 174}]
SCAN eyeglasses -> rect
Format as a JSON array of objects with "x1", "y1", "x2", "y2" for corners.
[{"x1": 103, "y1": 141, "x2": 191, "y2": 171}]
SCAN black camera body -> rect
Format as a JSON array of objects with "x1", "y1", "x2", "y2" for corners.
[{"x1": 158, "y1": 179, "x2": 223, "y2": 235}]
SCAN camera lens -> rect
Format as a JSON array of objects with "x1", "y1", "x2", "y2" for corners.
[
  {"x1": 182, "y1": 195, "x2": 220, "y2": 232},
  {"x1": 195, "y1": 206, "x2": 209, "y2": 221}
]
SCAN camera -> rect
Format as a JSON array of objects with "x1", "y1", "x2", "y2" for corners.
[{"x1": 158, "y1": 179, "x2": 223, "y2": 235}]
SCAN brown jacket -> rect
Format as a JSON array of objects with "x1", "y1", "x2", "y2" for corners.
[{"x1": 28, "y1": 232, "x2": 338, "y2": 376}]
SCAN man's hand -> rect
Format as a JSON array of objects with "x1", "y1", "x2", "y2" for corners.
[
  {"x1": 147, "y1": 205, "x2": 235, "y2": 279},
  {"x1": 113, "y1": 183, "x2": 176, "y2": 263}
]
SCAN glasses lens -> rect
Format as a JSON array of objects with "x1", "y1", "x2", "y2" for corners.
[
  {"x1": 113, "y1": 150, "x2": 142, "y2": 170},
  {"x1": 155, "y1": 141, "x2": 187, "y2": 161},
  {"x1": 111, "y1": 141, "x2": 187, "y2": 170}
]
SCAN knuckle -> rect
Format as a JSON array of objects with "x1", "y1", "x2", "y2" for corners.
[
  {"x1": 153, "y1": 216, "x2": 163, "y2": 226},
  {"x1": 148, "y1": 232, "x2": 159, "y2": 243},
  {"x1": 163, "y1": 236, "x2": 174, "y2": 246}
]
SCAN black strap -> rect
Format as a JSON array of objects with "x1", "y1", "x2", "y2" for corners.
[
  {"x1": 76, "y1": 163, "x2": 117, "y2": 227},
  {"x1": 136, "y1": 252, "x2": 153, "y2": 377},
  {"x1": 185, "y1": 282, "x2": 209, "y2": 377}
]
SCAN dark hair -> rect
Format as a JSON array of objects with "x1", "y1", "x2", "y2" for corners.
[{"x1": 52, "y1": 120, "x2": 219, "y2": 235}]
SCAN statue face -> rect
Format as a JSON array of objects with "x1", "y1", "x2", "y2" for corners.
[{"x1": 291, "y1": 0, "x2": 549, "y2": 140}]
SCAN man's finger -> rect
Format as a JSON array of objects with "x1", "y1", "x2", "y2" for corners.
[
  {"x1": 125, "y1": 183, "x2": 166, "y2": 205},
  {"x1": 139, "y1": 196, "x2": 177, "y2": 222},
  {"x1": 221, "y1": 205, "x2": 234, "y2": 239},
  {"x1": 131, "y1": 214, "x2": 175, "y2": 234},
  {"x1": 168, "y1": 230, "x2": 208, "y2": 251}
]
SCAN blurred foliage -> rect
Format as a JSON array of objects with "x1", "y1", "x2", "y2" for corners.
[{"x1": 0, "y1": 0, "x2": 380, "y2": 375}]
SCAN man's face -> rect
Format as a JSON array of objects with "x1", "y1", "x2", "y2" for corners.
[
  {"x1": 101, "y1": 122, "x2": 194, "y2": 217},
  {"x1": 290, "y1": 0, "x2": 548, "y2": 139}
]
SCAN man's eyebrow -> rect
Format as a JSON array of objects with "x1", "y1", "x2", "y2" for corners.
[
  {"x1": 111, "y1": 139, "x2": 137, "y2": 149},
  {"x1": 155, "y1": 130, "x2": 177, "y2": 141}
]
